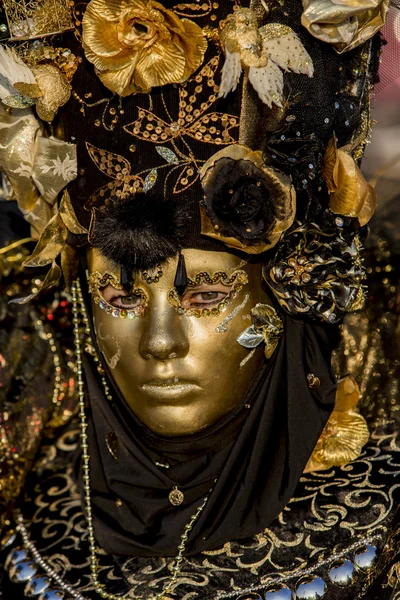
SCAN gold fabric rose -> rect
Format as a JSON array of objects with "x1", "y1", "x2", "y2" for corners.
[
  {"x1": 301, "y1": 0, "x2": 389, "y2": 53},
  {"x1": 82, "y1": 0, "x2": 208, "y2": 96},
  {"x1": 323, "y1": 137, "x2": 376, "y2": 226},
  {"x1": 304, "y1": 376, "x2": 370, "y2": 473}
]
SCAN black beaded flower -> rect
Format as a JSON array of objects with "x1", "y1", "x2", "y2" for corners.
[
  {"x1": 200, "y1": 145, "x2": 296, "y2": 254},
  {"x1": 263, "y1": 213, "x2": 366, "y2": 324}
]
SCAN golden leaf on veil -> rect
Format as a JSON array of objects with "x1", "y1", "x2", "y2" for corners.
[
  {"x1": 304, "y1": 376, "x2": 370, "y2": 473},
  {"x1": 323, "y1": 137, "x2": 376, "y2": 226}
]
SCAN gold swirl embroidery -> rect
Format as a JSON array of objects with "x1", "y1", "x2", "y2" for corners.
[{"x1": 13, "y1": 421, "x2": 399, "y2": 598}]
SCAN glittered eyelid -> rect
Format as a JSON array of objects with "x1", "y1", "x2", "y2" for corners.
[
  {"x1": 186, "y1": 269, "x2": 249, "y2": 287},
  {"x1": 88, "y1": 271, "x2": 124, "y2": 293},
  {"x1": 167, "y1": 269, "x2": 249, "y2": 318},
  {"x1": 88, "y1": 271, "x2": 149, "y2": 319}
]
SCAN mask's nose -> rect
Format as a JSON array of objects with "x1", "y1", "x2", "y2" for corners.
[{"x1": 138, "y1": 291, "x2": 189, "y2": 360}]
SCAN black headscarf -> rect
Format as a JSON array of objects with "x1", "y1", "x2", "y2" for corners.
[{"x1": 78, "y1": 313, "x2": 337, "y2": 557}]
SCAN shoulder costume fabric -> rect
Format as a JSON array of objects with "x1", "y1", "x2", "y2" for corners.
[{"x1": 0, "y1": 0, "x2": 399, "y2": 598}]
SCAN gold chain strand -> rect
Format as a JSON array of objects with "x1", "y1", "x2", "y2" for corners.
[
  {"x1": 71, "y1": 280, "x2": 210, "y2": 600},
  {"x1": 34, "y1": 317, "x2": 63, "y2": 409}
]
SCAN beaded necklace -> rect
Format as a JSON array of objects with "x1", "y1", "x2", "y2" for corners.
[{"x1": 64, "y1": 280, "x2": 210, "y2": 600}]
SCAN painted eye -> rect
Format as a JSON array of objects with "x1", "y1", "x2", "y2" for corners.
[
  {"x1": 111, "y1": 294, "x2": 143, "y2": 309},
  {"x1": 100, "y1": 285, "x2": 146, "y2": 310},
  {"x1": 180, "y1": 286, "x2": 230, "y2": 309}
]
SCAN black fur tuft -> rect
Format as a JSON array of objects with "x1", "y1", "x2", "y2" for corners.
[{"x1": 92, "y1": 194, "x2": 186, "y2": 270}]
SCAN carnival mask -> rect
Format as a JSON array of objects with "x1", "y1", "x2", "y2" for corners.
[{"x1": 87, "y1": 248, "x2": 269, "y2": 436}]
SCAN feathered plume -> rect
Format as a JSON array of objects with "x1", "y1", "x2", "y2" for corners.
[{"x1": 91, "y1": 195, "x2": 188, "y2": 271}]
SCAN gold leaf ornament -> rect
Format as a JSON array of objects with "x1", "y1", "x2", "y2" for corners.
[
  {"x1": 17, "y1": 190, "x2": 88, "y2": 301},
  {"x1": 237, "y1": 303, "x2": 283, "y2": 359},
  {"x1": 304, "y1": 376, "x2": 370, "y2": 473},
  {"x1": 82, "y1": 0, "x2": 207, "y2": 96},
  {"x1": 323, "y1": 137, "x2": 376, "y2": 226},
  {"x1": 301, "y1": 0, "x2": 389, "y2": 53},
  {"x1": 251, "y1": 303, "x2": 284, "y2": 358}
]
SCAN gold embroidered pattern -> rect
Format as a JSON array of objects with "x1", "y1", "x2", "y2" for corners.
[
  {"x1": 168, "y1": 269, "x2": 248, "y2": 317},
  {"x1": 4, "y1": 421, "x2": 398, "y2": 599},
  {"x1": 124, "y1": 56, "x2": 237, "y2": 146},
  {"x1": 85, "y1": 143, "x2": 145, "y2": 207},
  {"x1": 121, "y1": 55, "x2": 239, "y2": 195}
]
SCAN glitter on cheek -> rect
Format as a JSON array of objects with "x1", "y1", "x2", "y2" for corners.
[
  {"x1": 239, "y1": 348, "x2": 256, "y2": 368},
  {"x1": 215, "y1": 294, "x2": 250, "y2": 333},
  {"x1": 96, "y1": 321, "x2": 122, "y2": 369}
]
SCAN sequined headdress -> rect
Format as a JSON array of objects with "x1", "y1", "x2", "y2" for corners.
[{"x1": 0, "y1": 0, "x2": 387, "y2": 323}]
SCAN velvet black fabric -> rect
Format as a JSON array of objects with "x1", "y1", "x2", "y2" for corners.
[{"x1": 79, "y1": 314, "x2": 337, "y2": 557}]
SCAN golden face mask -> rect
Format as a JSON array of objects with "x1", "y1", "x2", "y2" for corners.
[{"x1": 87, "y1": 248, "x2": 270, "y2": 436}]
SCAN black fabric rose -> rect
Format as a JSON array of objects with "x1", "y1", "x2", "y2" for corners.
[
  {"x1": 207, "y1": 160, "x2": 274, "y2": 241},
  {"x1": 263, "y1": 213, "x2": 365, "y2": 324},
  {"x1": 200, "y1": 145, "x2": 296, "y2": 254}
]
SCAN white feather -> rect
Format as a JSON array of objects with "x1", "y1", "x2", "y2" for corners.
[
  {"x1": 259, "y1": 25, "x2": 314, "y2": 77},
  {"x1": 248, "y1": 62, "x2": 284, "y2": 108},
  {"x1": 218, "y1": 49, "x2": 242, "y2": 98},
  {"x1": 0, "y1": 45, "x2": 36, "y2": 101}
]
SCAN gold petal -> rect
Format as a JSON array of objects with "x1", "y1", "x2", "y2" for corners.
[
  {"x1": 99, "y1": 62, "x2": 139, "y2": 96},
  {"x1": 322, "y1": 137, "x2": 338, "y2": 193},
  {"x1": 330, "y1": 152, "x2": 372, "y2": 216},
  {"x1": 22, "y1": 213, "x2": 68, "y2": 268},
  {"x1": 200, "y1": 145, "x2": 264, "y2": 176},
  {"x1": 134, "y1": 39, "x2": 186, "y2": 89},
  {"x1": 334, "y1": 375, "x2": 360, "y2": 412},
  {"x1": 83, "y1": 44, "x2": 136, "y2": 71},
  {"x1": 304, "y1": 375, "x2": 370, "y2": 473},
  {"x1": 13, "y1": 82, "x2": 43, "y2": 99},
  {"x1": 357, "y1": 183, "x2": 376, "y2": 226},
  {"x1": 82, "y1": 11, "x2": 124, "y2": 59},
  {"x1": 83, "y1": 0, "x2": 125, "y2": 23},
  {"x1": 315, "y1": 412, "x2": 370, "y2": 465},
  {"x1": 59, "y1": 190, "x2": 88, "y2": 235},
  {"x1": 156, "y1": 4, "x2": 187, "y2": 34},
  {"x1": 177, "y1": 19, "x2": 208, "y2": 80}
]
